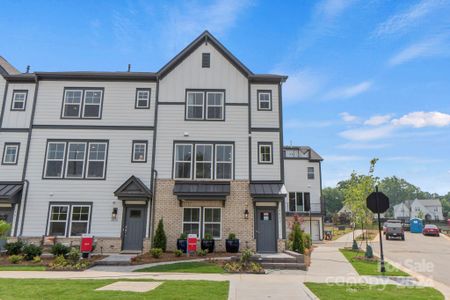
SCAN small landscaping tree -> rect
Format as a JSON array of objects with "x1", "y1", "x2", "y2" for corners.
[
  {"x1": 292, "y1": 222, "x2": 304, "y2": 254},
  {"x1": 0, "y1": 221, "x2": 11, "y2": 238},
  {"x1": 153, "y1": 218, "x2": 167, "y2": 252}
]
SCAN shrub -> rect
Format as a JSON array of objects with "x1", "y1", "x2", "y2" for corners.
[
  {"x1": 223, "y1": 262, "x2": 242, "y2": 273},
  {"x1": 50, "y1": 243, "x2": 70, "y2": 257},
  {"x1": 292, "y1": 222, "x2": 304, "y2": 254},
  {"x1": 48, "y1": 255, "x2": 68, "y2": 270},
  {"x1": 66, "y1": 248, "x2": 81, "y2": 265},
  {"x1": 227, "y1": 233, "x2": 236, "y2": 240},
  {"x1": 174, "y1": 250, "x2": 183, "y2": 257},
  {"x1": 249, "y1": 262, "x2": 264, "y2": 273},
  {"x1": 196, "y1": 249, "x2": 208, "y2": 256},
  {"x1": 150, "y1": 248, "x2": 163, "y2": 258},
  {"x1": 8, "y1": 255, "x2": 23, "y2": 264},
  {"x1": 0, "y1": 221, "x2": 11, "y2": 238},
  {"x1": 5, "y1": 241, "x2": 24, "y2": 255},
  {"x1": 153, "y1": 219, "x2": 167, "y2": 252},
  {"x1": 179, "y1": 233, "x2": 187, "y2": 239},
  {"x1": 203, "y1": 233, "x2": 213, "y2": 240},
  {"x1": 22, "y1": 244, "x2": 43, "y2": 261},
  {"x1": 303, "y1": 232, "x2": 312, "y2": 250},
  {"x1": 240, "y1": 249, "x2": 253, "y2": 265},
  {"x1": 32, "y1": 256, "x2": 42, "y2": 264}
]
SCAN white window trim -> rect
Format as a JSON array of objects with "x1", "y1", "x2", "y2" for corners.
[
  {"x1": 12, "y1": 91, "x2": 27, "y2": 110},
  {"x1": 2, "y1": 144, "x2": 19, "y2": 165},
  {"x1": 136, "y1": 90, "x2": 150, "y2": 108},
  {"x1": 44, "y1": 142, "x2": 66, "y2": 178},
  {"x1": 206, "y1": 91, "x2": 224, "y2": 120},
  {"x1": 68, "y1": 205, "x2": 91, "y2": 237},
  {"x1": 307, "y1": 167, "x2": 315, "y2": 179},
  {"x1": 132, "y1": 142, "x2": 147, "y2": 162},
  {"x1": 182, "y1": 207, "x2": 201, "y2": 239},
  {"x1": 47, "y1": 205, "x2": 70, "y2": 237},
  {"x1": 186, "y1": 91, "x2": 205, "y2": 120},
  {"x1": 82, "y1": 89, "x2": 103, "y2": 118},
  {"x1": 86, "y1": 142, "x2": 107, "y2": 179},
  {"x1": 62, "y1": 89, "x2": 83, "y2": 118},
  {"x1": 215, "y1": 144, "x2": 233, "y2": 180},
  {"x1": 258, "y1": 144, "x2": 273, "y2": 164},
  {"x1": 258, "y1": 92, "x2": 271, "y2": 110},
  {"x1": 202, "y1": 207, "x2": 222, "y2": 240},
  {"x1": 194, "y1": 144, "x2": 213, "y2": 180},
  {"x1": 288, "y1": 192, "x2": 306, "y2": 213},
  {"x1": 174, "y1": 144, "x2": 193, "y2": 180},
  {"x1": 65, "y1": 142, "x2": 87, "y2": 178}
]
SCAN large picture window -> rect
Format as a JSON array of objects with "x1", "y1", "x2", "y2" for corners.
[
  {"x1": 47, "y1": 203, "x2": 91, "y2": 237},
  {"x1": 44, "y1": 140, "x2": 108, "y2": 179},
  {"x1": 288, "y1": 192, "x2": 311, "y2": 212},
  {"x1": 62, "y1": 88, "x2": 103, "y2": 119},
  {"x1": 182, "y1": 208, "x2": 200, "y2": 237},
  {"x1": 174, "y1": 142, "x2": 233, "y2": 180},
  {"x1": 186, "y1": 90, "x2": 224, "y2": 121}
]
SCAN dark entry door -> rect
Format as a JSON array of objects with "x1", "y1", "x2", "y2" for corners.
[
  {"x1": 256, "y1": 207, "x2": 277, "y2": 253},
  {"x1": 122, "y1": 206, "x2": 146, "y2": 251}
]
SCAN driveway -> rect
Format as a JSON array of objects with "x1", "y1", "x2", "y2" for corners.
[{"x1": 371, "y1": 231, "x2": 450, "y2": 287}]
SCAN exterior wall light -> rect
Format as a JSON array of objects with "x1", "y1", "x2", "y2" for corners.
[
  {"x1": 244, "y1": 208, "x2": 249, "y2": 219},
  {"x1": 112, "y1": 208, "x2": 118, "y2": 220}
]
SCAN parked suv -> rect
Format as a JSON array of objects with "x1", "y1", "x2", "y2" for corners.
[{"x1": 385, "y1": 223, "x2": 405, "y2": 240}]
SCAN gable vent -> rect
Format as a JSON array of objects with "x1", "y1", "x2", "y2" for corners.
[{"x1": 202, "y1": 53, "x2": 210, "y2": 68}]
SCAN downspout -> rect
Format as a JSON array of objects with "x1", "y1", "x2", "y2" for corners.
[
  {"x1": 14, "y1": 180, "x2": 28, "y2": 237},
  {"x1": 149, "y1": 169, "x2": 158, "y2": 247}
]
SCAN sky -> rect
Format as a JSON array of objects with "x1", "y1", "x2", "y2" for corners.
[{"x1": 1, "y1": 0, "x2": 450, "y2": 194}]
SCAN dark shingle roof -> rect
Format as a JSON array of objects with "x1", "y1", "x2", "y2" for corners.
[
  {"x1": 173, "y1": 182, "x2": 230, "y2": 195},
  {"x1": 250, "y1": 183, "x2": 287, "y2": 198},
  {"x1": 283, "y1": 146, "x2": 323, "y2": 161}
]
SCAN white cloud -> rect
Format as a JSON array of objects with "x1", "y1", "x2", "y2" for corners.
[
  {"x1": 374, "y1": 0, "x2": 444, "y2": 37},
  {"x1": 392, "y1": 111, "x2": 450, "y2": 128},
  {"x1": 324, "y1": 81, "x2": 373, "y2": 100},
  {"x1": 316, "y1": 0, "x2": 356, "y2": 20},
  {"x1": 364, "y1": 114, "x2": 393, "y2": 126},
  {"x1": 339, "y1": 125, "x2": 395, "y2": 141},
  {"x1": 388, "y1": 37, "x2": 448, "y2": 66},
  {"x1": 281, "y1": 69, "x2": 324, "y2": 103},
  {"x1": 339, "y1": 112, "x2": 359, "y2": 123}
]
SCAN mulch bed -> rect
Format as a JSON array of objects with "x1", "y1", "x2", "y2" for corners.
[
  {"x1": 0, "y1": 254, "x2": 105, "y2": 268},
  {"x1": 131, "y1": 251, "x2": 232, "y2": 265}
]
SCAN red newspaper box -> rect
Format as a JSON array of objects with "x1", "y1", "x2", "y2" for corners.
[
  {"x1": 80, "y1": 234, "x2": 94, "y2": 253},
  {"x1": 187, "y1": 234, "x2": 197, "y2": 254}
]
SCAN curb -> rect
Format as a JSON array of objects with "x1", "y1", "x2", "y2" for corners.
[{"x1": 301, "y1": 283, "x2": 319, "y2": 300}]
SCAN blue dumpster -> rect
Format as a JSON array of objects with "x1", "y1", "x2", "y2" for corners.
[{"x1": 410, "y1": 218, "x2": 423, "y2": 233}]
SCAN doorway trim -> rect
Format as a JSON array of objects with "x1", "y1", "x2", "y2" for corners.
[
  {"x1": 121, "y1": 203, "x2": 148, "y2": 252},
  {"x1": 254, "y1": 206, "x2": 278, "y2": 253}
]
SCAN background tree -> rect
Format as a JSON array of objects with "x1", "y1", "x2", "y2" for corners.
[{"x1": 323, "y1": 187, "x2": 344, "y2": 215}]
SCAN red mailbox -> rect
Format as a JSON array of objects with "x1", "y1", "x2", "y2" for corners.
[
  {"x1": 80, "y1": 234, "x2": 94, "y2": 253},
  {"x1": 187, "y1": 234, "x2": 197, "y2": 254}
]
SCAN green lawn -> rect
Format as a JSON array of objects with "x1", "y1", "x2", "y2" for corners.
[
  {"x1": 339, "y1": 249, "x2": 409, "y2": 276},
  {"x1": 0, "y1": 265, "x2": 46, "y2": 271},
  {"x1": 134, "y1": 261, "x2": 224, "y2": 273},
  {"x1": 305, "y1": 283, "x2": 444, "y2": 300},
  {"x1": 0, "y1": 278, "x2": 229, "y2": 300}
]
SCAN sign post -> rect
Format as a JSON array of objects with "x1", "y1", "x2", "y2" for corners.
[{"x1": 366, "y1": 186, "x2": 389, "y2": 274}]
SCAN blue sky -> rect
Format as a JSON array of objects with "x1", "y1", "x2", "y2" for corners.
[{"x1": 1, "y1": 0, "x2": 450, "y2": 194}]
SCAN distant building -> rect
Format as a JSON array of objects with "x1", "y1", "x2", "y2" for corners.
[{"x1": 394, "y1": 199, "x2": 444, "y2": 221}]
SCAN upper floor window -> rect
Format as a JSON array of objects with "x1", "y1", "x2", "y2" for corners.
[
  {"x1": 2, "y1": 143, "x2": 20, "y2": 165},
  {"x1": 257, "y1": 90, "x2": 272, "y2": 111},
  {"x1": 62, "y1": 88, "x2": 103, "y2": 119},
  {"x1": 132, "y1": 140, "x2": 147, "y2": 163},
  {"x1": 44, "y1": 140, "x2": 108, "y2": 179},
  {"x1": 174, "y1": 142, "x2": 233, "y2": 180},
  {"x1": 288, "y1": 192, "x2": 311, "y2": 212},
  {"x1": 186, "y1": 90, "x2": 224, "y2": 121},
  {"x1": 135, "y1": 88, "x2": 151, "y2": 109},
  {"x1": 202, "y1": 53, "x2": 210, "y2": 68},
  {"x1": 11, "y1": 90, "x2": 28, "y2": 111},
  {"x1": 307, "y1": 167, "x2": 315, "y2": 179},
  {"x1": 258, "y1": 142, "x2": 273, "y2": 164}
]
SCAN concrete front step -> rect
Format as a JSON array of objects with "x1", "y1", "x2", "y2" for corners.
[{"x1": 261, "y1": 262, "x2": 307, "y2": 270}]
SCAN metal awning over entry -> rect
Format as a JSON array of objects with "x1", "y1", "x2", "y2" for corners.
[
  {"x1": 114, "y1": 176, "x2": 152, "y2": 201},
  {"x1": 173, "y1": 182, "x2": 230, "y2": 201},
  {"x1": 0, "y1": 182, "x2": 23, "y2": 204},
  {"x1": 250, "y1": 183, "x2": 287, "y2": 201}
]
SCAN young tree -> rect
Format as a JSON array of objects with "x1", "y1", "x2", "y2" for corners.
[{"x1": 153, "y1": 218, "x2": 167, "y2": 252}]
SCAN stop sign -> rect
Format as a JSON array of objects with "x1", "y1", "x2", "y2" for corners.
[{"x1": 366, "y1": 192, "x2": 389, "y2": 213}]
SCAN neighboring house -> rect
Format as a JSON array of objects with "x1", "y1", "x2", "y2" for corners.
[
  {"x1": 394, "y1": 199, "x2": 444, "y2": 221},
  {"x1": 284, "y1": 146, "x2": 324, "y2": 241},
  {"x1": 0, "y1": 31, "x2": 290, "y2": 253}
]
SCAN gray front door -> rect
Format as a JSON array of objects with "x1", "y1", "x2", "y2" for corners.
[
  {"x1": 122, "y1": 206, "x2": 146, "y2": 251},
  {"x1": 256, "y1": 207, "x2": 277, "y2": 253}
]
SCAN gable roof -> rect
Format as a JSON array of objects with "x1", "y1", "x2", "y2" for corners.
[
  {"x1": 114, "y1": 176, "x2": 152, "y2": 200},
  {"x1": 0, "y1": 56, "x2": 20, "y2": 77},
  {"x1": 283, "y1": 146, "x2": 323, "y2": 161},
  {"x1": 415, "y1": 199, "x2": 442, "y2": 207}
]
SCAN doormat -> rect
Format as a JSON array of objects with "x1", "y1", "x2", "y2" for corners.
[{"x1": 96, "y1": 281, "x2": 163, "y2": 293}]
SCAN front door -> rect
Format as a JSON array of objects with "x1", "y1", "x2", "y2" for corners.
[
  {"x1": 122, "y1": 206, "x2": 146, "y2": 251},
  {"x1": 256, "y1": 207, "x2": 277, "y2": 253}
]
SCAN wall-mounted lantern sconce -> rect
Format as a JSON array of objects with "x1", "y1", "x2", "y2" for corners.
[
  {"x1": 244, "y1": 208, "x2": 249, "y2": 219},
  {"x1": 112, "y1": 208, "x2": 118, "y2": 220}
]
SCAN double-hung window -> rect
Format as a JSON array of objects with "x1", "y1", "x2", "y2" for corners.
[
  {"x1": 44, "y1": 142, "x2": 66, "y2": 178},
  {"x1": 47, "y1": 203, "x2": 91, "y2": 237},
  {"x1": 135, "y1": 89, "x2": 151, "y2": 109},
  {"x1": 66, "y1": 143, "x2": 86, "y2": 178},
  {"x1": 186, "y1": 90, "x2": 224, "y2": 120},
  {"x1": 203, "y1": 208, "x2": 221, "y2": 239},
  {"x1": 70, "y1": 205, "x2": 91, "y2": 236},
  {"x1": 186, "y1": 92, "x2": 204, "y2": 120},
  {"x1": 257, "y1": 90, "x2": 272, "y2": 111},
  {"x1": 132, "y1": 141, "x2": 147, "y2": 162},
  {"x1": 11, "y1": 90, "x2": 28, "y2": 111},
  {"x1": 307, "y1": 167, "x2": 315, "y2": 179},
  {"x1": 258, "y1": 142, "x2": 273, "y2": 164},
  {"x1": 215, "y1": 144, "x2": 232, "y2": 179},
  {"x1": 2, "y1": 143, "x2": 20, "y2": 165},
  {"x1": 87, "y1": 143, "x2": 107, "y2": 178},
  {"x1": 48, "y1": 205, "x2": 69, "y2": 236},
  {"x1": 183, "y1": 208, "x2": 201, "y2": 237},
  {"x1": 174, "y1": 144, "x2": 193, "y2": 179},
  {"x1": 62, "y1": 88, "x2": 103, "y2": 119},
  {"x1": 195, "y1": 144, "x2": 213, "y2": 180}
]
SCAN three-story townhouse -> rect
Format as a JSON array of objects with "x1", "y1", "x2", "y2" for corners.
[{"x1": 0, "y1": 31, "x2": 289, "y2": 253}]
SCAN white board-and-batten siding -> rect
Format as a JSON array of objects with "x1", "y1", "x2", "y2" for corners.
[{"x1": 21, "y1": 129, "x2": 153, "y2": 237}]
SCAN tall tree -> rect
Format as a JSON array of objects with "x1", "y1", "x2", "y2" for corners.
[{"x1": 323, "y1": 187, "x2": 344, "y2": 215}]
